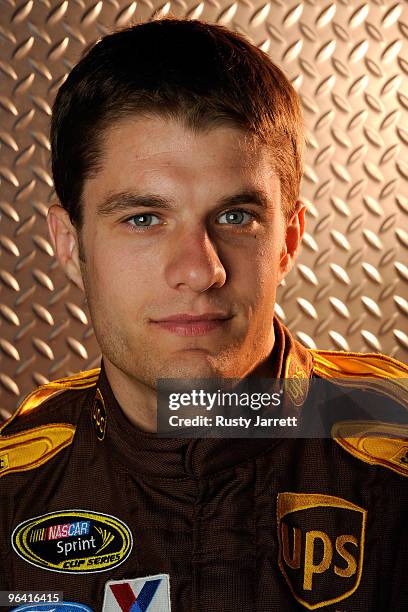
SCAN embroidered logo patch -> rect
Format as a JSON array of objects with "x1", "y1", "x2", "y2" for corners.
[
  {"x1": 277, "y1": 493, "x2": 366, "y2": 610},
  {"x1": 91, "y1": 389, "x2": 107, "y2": 441},
  {"x1": 102, "y1": 574, "x2": 171, "y2": 611},
  {"x1": 12, "y1": 510, "x2": 132, "y2": 573},
  {"x1": 284, "y1": 355, "x2": 309, "y2": 406},
  {"x1": 11, "y1": 603, "x2": 93, "y2": 611}
]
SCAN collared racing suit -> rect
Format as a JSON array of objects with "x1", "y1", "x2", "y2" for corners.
[{"x1": 0, "y1": 318, "x2": 407, "y2": 611}]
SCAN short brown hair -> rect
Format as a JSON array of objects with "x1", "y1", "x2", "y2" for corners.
[{"x1": 51, "y1": 18, "x2": 304, "y2": 226}]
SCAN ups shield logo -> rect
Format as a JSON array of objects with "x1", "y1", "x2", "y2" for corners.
[{"x1": 277, "y1": 493, "x2": 366, "y2": 610}]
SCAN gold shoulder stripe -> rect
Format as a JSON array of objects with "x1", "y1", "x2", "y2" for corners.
[
  {"x1": 311, "y1": 351, "x2": 408, "y2": 476},
  {"x1": 0, "y1": 368, "x2": 100, "y2": 434},
  {"x1": 0, "y1": 424, "x2": 75, "y2": 478},
  {"x1": 332, "y1": 421, "x2": 408, "y2": 478},
  {"x1": 310, "y1": 349, "x2": 408, "y2": 408},
  {"x1": 311, "y1": 349, "x2": 408, "y2": 377}
]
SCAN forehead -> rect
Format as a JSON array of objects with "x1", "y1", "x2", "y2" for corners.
[{"x1": 82, "y1": 115, "x2": 278, "y2": 204}]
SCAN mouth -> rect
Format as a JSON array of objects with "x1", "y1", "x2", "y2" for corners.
[{"x1": 150, "y1": 313, "x2": 233, "y2": 337}]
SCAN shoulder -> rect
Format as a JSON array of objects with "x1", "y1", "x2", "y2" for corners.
[
  {"x1": 310, "y1": 348, "x2": 408, "y2": 380},
  {"x1": 308, "y1": 349, "x2": 408, "y2": 478},
  {"x1": 0, "y1": 368, "x2": 100, "y2": 479}
]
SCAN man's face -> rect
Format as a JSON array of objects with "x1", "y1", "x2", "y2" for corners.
[{"x1": 54, "y1": 116, "x2": 303, "y2": 388}]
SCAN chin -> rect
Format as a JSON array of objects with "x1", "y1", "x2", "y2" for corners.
[{"x1": 162, "y1": 352, "x2": 225, "y2": 380}]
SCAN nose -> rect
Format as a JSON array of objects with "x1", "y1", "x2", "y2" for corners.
[{"x1": 164, "y1": 228, "x2": 227, "y2": 293}]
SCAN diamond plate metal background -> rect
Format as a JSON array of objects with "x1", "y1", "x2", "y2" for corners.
[{"x1": 0, "y1": 0, "x2": 407, "y2": 418}]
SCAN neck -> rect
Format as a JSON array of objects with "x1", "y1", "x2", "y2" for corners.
[
  {"x1": 102, "y1": 325, "x2": 279, "y2": 433},
  {"x1": 103, "y1": 358, "x2": 158, "y2": 432}
]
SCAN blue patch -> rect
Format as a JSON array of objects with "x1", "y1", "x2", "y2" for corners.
[{"x1": 11, "y1": 603, "x2": 93, "y2": 612}]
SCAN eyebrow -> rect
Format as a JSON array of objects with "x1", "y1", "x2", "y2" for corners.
[{"x1": 96, "y1": 188, "x2": 272, "y2": 217}]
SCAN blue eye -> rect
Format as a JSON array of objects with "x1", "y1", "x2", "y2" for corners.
[
  {"x1": 128, "y1": 214, "x2": 160, "y2": 227},
  {"x1": 217, "y1": 210, "x2": 253, "y2": 225}
]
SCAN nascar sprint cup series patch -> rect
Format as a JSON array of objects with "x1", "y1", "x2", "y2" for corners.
[{"x1": 12, "y1": 509, "x2": 133, "y2": 573}]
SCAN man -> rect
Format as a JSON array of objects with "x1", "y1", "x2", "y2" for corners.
[{"x1": 0, "y1": 18, "x2": 407, "y2": 612}]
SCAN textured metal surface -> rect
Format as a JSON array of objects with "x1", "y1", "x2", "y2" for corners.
[{"x1": 0, "y1": 0, "x2": 407, "y2": 417}]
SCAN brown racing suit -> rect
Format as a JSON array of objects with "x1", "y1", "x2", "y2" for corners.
[{"x1": 0, "y1": 317, "x2": 407, "y2": 611}]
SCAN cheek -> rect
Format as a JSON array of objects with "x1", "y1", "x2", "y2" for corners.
[
  {"x1": 241, "y1": 237, "x2": 281, "y2": 285},
  {"x1": 86, "y1": 242, "x2": 153, "y2": 312}
]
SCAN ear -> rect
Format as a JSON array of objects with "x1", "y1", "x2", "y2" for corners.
[
  {"x1": 278, "y1": 201, "x2": 306, "y2": 284},
  {"x1": 47, "y1": 204, "x2": 85, "y2": 291}
]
